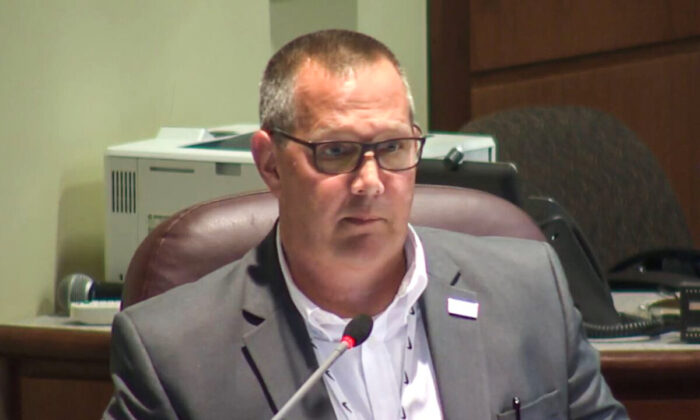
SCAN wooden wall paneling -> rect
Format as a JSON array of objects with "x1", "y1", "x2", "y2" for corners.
[
  {"x1": 469, "y1": 0, "x2": 700, "y2": 71},
  {"x1": 428, "y1": 0, "x2": 472, "y2": 130},
  {"x1": 695, "y1": 121, "x2": 700, "y2": 244},
  {"x1": 470, "y1": 45, "x2": 700, "y2": 244}
]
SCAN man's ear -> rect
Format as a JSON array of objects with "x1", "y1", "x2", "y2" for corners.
[{"x1": 251, "y1": 130, "x2": 281, "y2": 196}]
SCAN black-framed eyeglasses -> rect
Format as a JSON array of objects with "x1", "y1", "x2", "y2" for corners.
[{"x1": 269, "y1": 128, "x2": 427, "y2": 175}]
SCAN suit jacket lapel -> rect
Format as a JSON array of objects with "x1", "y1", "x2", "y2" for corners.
[
  {"x1": 240, "y1": 229, "x2": 335, "y2": 420},
  {"x1": 421, "y1": 242, "x2": 492, "y2": 420}
]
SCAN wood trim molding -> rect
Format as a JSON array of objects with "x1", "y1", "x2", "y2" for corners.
[{"x1": 428, "y1": 0, "x2": 471, "y2": 131}]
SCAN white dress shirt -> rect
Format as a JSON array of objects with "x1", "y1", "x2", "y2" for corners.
[{"x1": 277, "y1": 225, "x2": 443, "y2": 419}]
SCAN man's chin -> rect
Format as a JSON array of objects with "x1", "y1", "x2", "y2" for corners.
[
  {"x1": 335, "y1": 220, "x2": 388, "y2": 243},
  {"x1": 333, "y1": 229, "x2": 405, "y2": 258}
]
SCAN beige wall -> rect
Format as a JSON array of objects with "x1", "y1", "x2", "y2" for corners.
[
  {"x1": 0, "y1": 0, "x2": 427, "y2": 322},
  {"x1": 357, "y1": 0, "x2": 428, "y2": 129},
  {"x1": 0, "y1": 1, "x2": 271, "y2": 321},
  {"x1": 269, "y1": 0, "x2": 428, "y2": 128}
]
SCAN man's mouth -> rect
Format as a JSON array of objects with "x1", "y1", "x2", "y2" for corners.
[{"x1": 343, "y1": 216, "x2": 382, "y2": 225}]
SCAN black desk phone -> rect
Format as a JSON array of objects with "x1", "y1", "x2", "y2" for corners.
[{"x1": 525, "y1": 197, "x2": 700, "y2": 341}]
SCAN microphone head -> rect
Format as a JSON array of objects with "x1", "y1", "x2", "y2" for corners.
[{"x1": 342, "y1": 314, "x2": 373, "y2": 348}]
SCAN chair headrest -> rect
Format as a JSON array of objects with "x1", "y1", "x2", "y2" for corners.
[{"x1": 122, "y1": 184, "x2": 543, "y2": 307}]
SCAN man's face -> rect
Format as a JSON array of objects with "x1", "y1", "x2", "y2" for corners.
[{"x1": 270, "y1": 58, "x2": 416, "y2": 267}]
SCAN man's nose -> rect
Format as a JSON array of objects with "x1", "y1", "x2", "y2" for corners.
[{"x1": 350, "y1": 152, "x2": 385, "y2": 196}]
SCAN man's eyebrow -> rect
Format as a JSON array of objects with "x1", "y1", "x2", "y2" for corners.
[{"x1": 311, "y1": 124, "x2": 413, "y2": 140}]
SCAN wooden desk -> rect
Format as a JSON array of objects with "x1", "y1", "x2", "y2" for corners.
[
  {"x1": 0, "y1": 318, "x2": 112, "y2": 420},
  {"x1": 1, "y1": 318, "x2": 699, "y2": 420},
  {"x1": 601, "y1": 349, "x2": 700, "y2": 419},
  {"x1": 593, "y1": 292, "x2": 700, "y2": 418},
  {"x1": 594, "y1": 333, "x2": 700, "y2": 420}
]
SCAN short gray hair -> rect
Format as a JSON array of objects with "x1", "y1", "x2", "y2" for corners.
[{"x1": 259, "y1": 29, "x2": 415, "y2": 133}]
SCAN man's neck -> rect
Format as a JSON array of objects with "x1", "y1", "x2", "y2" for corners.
[{"x1": 283, "y1": 246, "x2": 407, "y2": 318}]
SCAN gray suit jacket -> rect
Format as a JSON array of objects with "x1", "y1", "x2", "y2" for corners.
[{"x1": 104, "y1": 227, "x2": 627, "y2": 419}]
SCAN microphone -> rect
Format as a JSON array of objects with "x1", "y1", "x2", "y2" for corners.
[
  {"x1": 271, "y1": 314, "x2": 373, "y2": 420},
  {"x1": 443, "y1": 146, "x2": 465, "y2": 170}
]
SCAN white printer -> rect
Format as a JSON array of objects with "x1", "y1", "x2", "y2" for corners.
[{"x1": 104, "y1": 125, "x2": 495, "y2": 283}]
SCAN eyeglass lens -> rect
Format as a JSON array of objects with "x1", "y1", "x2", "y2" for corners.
[{"x1": 315, "y1": 139, "x2": 422, "y2": 174}]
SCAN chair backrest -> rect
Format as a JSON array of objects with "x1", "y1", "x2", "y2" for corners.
[
  {"x1": 461, "y1": 106, "x2": 692, "y2": 270},
  {"x1": 417, "y1": 159, "x2": 522, "y2": 206},
  {"x1": 122, "y1": 184, "x2": 544, "y2": 307}
]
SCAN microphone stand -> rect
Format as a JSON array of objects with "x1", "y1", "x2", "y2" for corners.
[
  {"x1": 270, "y1": 314, "x2": 372, "y2": 420},
  {"x1": 270, "y1": 340, "x2": 350, "y2": 420}
]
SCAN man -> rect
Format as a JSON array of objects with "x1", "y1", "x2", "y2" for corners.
[{"x1": 104, "y1": 30, "x2": 628, "y2": 419}]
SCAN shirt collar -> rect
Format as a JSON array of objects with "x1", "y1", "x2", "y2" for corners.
[{"x1": 276, "y1": 224, "x2": 428, "y2": 342}]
